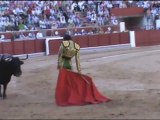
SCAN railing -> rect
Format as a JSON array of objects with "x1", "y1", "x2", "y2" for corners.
[{"x1": 0, "y1": 25, "x2": 120, "y2": 40}]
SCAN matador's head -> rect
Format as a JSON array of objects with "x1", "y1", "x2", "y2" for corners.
[{"x1": 63, "y1": 34, "x2": 72, "y2": 41}]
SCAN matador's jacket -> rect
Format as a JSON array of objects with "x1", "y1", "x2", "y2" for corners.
[{"x1": 57, "y1": 40, "x2": 81, "y2": 72}]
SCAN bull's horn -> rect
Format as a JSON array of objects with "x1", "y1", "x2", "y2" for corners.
[
  {"x1": 20, "y1": 54, "x2": 29, "y2": 60},
  {"x1": 4, "y1": 57, "x2": 12, "y2": 62}
]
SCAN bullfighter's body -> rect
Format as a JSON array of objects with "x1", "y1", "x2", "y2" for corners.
[
  {"x1": 55, "y1": 34, "x2": 111, "y2": 106},
  {"x1": 57, "y1": 39, "x2": 81, "y2": 72}
]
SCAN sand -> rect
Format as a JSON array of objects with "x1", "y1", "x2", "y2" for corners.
[{"x1": 1, "y1": 45, "x2": 160, "y2": 119}]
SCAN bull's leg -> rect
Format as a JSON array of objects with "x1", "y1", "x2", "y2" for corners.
[
  {"x1": 0, "y1": 85, "x2": 2, "y2": 97},
  {"x1": 2, "y1": 84, "x2": 7, "y2": 99}
]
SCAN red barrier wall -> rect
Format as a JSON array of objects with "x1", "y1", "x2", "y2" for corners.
[
  {"x1": 1, "y1": 41, "x2": 13, "y2": 54},
  {"x1": 135, "y1": 30, "x2": 160, "y2": 46},
  {"x1": 98, "y1": 34, "x2": 110, "y2": 46},
  {"x1": 0, "y1": 32, "x2": 130, "y2": 55},
  {"x1": 35, "y1": 39, "x2": 45, "y2": 53},
  {"x1": 13, "y1": 41, "x2": 24, "y2": 55},
  {"x1": 73, "y1": 35, "x2": 89, "y2": 48},
  {"x1": 149, "y1": 30, "x2": 160, "y2": 45},
  {"x1": 0, "y1": 42, "x2": 2, "y2": 54},
  {"x1": 119, "y1": 32, "x2": 130, "y2": 44},
  {"x1": 110, "y1": 33, "x2": 120, "y2": 45},
  {"x1": 24, "y1": 40, "x2": 35, "y2": 54},
  {"x1": 49, "y1": 32, "x2": 130, "y2": 55},
  {"x1": 88, "y1": 34, "x2": 99, "y2": 47},
  {"x1": 3, "y1": 30, "x2": 160, "y2": 56},
  {"x1": 49, "y1": 39, "x2": 63, "y2": 55}
]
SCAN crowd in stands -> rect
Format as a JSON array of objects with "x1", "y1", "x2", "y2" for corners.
[
  {"x1": 142, "y1": 1, "x2": 160, "y2": 30},
  {"x1": 0, "y1": 0, "x2": 160, "y2": 34}
]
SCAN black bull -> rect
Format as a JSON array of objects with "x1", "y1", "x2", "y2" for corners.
[{"x1": 0, "y1": 54, "x2": 27, "y2": 99}]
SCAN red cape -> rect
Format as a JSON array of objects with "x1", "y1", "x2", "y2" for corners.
[{"x1": 55, "y1": 68, "x2": 111, "y2": 106}]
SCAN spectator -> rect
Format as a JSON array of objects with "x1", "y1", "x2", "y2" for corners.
[
  {"x1": 36, "y1": 31, "x2": 43, "y2": 38},
  {"x1": 13, "y1": 31, "x2": 20, "y2": 39},
  {"x1": 19, "y1": 32, "x2": 26, "y2": 39},
  {"x1": 2, "y1": 0, "x2": 160, "y2": 32},
  {"x1": 60, "y1": 14, "x2": 66, "y2": 27},
  {"x1": 54, "y1": 31, "x2": 59, "y2": 36},
  {"x1": 18, "y1": 19, "x2": 28, "y2": 30},
  {"x1": 105, "y1": 27, "x2": 112, "y2": 33},
  {"x1": 0, "y1": 34, "x2": 5, "y2": 40},
  {"x1": 98, "y1": 27, "x2": 104, "y2": 34},
  {"x1": 97, "y1": 15, "x2": 104, "y2": 26},
  {"x1": 28, "y1": 32, "x2": 36, "y2": 38},
  {"x1": 81, "y1": 29, "x2": 87, "y2": 35},
  {"x1": 110, "y1": 14, "x2": 119, "y2": 25}
]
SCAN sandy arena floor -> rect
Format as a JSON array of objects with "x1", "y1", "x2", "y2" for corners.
[{"x1": 1, "y1": 45, "x2": 160, "y2": 119}]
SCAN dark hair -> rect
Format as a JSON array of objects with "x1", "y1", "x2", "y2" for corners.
[{"x1": 63, "y1": 34, "x2": 72, "y2": 41}]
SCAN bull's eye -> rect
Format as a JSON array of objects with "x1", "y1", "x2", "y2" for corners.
[{"x1": 20, "y1": 61, "x2": 24, "y2": 64}]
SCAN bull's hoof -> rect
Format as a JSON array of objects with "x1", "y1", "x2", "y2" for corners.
[{"x1": 2, "y1": 95, "x2": 7, "y2": 99}]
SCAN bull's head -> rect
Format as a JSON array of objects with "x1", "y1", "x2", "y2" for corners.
[
  {"x1": 1, "y1": 54, "x2": 25, "y2": 77},
  {"x1": 10, "y1": 57, "x2": 24, "y2": 77}
]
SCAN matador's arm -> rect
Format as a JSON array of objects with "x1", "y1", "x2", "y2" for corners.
[
  {"x1": 75, "y1": 51, "x2": 81, "y2": 73},
  {"x1": 57, "y1": 44, "x2": 63, "y2": 69}
]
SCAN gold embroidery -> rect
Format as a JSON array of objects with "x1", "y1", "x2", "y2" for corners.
[
  {"x1": 74, "y1": 43, "x2": 80, "y2": 51},
  {"x1": 62, "y1": 41, "x2": 70, "y2": 47}
]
